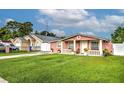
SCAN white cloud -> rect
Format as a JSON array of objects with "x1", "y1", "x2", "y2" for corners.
[
  {"x1": 51, "y1": 29, "x2": 65, "y2": 37},
  {"x1": 80, "y1": 31, "x2": 95, "y2": 36},
  {"x1": 77, "y1": 15, "x2": 124, "y2": 32},
  {"x1": 5, "y1": 18, "x2": 14, "y2": 24},
  {"x1": 38, "y1": 9, "x2": 124, "y2": 33},
  {"x1": 39, "y1": 9, "x2": 88, "y2": 21},
  {"x1": 38, "y1": 9, "x2": 89, "y2": 28}
]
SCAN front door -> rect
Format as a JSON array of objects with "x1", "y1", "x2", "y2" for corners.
[{"x1": 80, "y1": 41, "x2": 88, "y2": 53}]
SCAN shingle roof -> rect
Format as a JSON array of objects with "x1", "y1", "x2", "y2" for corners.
[
  {"x1": 62, "y1": 34, "x2": 110, "y2": 41},
  {"x1": 50, "y1": 33, "x2": 110, "y2": 42},
  {"x1": 34, "y1": 34, "x2": 60, "y2": 43},
  {"x1": 18, "y1": 37, "x2": 26, "y2": 41}
]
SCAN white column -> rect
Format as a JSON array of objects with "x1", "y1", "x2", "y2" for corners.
[
  {"x1": 99, "y1": 40, "x2": 103, "y2": 55},
  {"x1": 61, "y1": 41, "x2": 63, "y2": 53},
  {"x1": 73, "y1": 40, "x2": 76, "y2": 52},
  {"x1": 30, "y1": 41, "x2": 32, "y2": 46}
]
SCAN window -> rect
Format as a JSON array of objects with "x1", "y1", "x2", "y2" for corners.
[
  {"x1": 68, "y1": 41, "x2": 73, "y2": 49},
  {"x1": 91, "y1": 41, "x2": 99, "y2": 50},
  {"x1": 57, "y1": 42, "x2": 61, "y2": 48}
]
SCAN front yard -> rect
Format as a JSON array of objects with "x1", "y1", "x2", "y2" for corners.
[
  {"x1": 0, "y1": 54, "x2": 124, "y2": 83},
  {"x1": 0, "y1": 51, "x2": 36, "y2": 56}
]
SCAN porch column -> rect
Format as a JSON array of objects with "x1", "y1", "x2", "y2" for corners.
[
  {"x1": 61, "y1": 41, "x2": 63, "y2": 53},
  {"x1": 30, "y1": 40, "x2": 32, "y2": 45},
  {"x1": 73, "y1": 40, "x2": 76, "y2": 52},
  {"x1": 99, "y1": 40, "x2": 103, "y2": 55}
]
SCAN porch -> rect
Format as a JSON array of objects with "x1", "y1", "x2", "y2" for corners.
[{"x1": 60, "y1": 40, "x2": 103, "y2": 56}]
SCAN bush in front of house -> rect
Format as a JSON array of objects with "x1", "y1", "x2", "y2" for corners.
[
  {"x1": 84, "y1": 48, "x2": 89, "y2": 52},
  {"x1": 57, "y1": 49, "x2": 61, "y2": 53},
  {"x1": 103, "y1": 49, "x2": 112, "y2": 56},
  {"x1": 11, "y1": 50, "x2": 28, "y2": 53},
  {"x1": 76, "y1": 48, "x2": 80, "y2": 54},
  {"x1": 84, "y1": 48, "x2": 89, "y2": 56}
]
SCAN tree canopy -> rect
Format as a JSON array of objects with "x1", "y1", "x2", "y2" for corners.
[
  {"x1": 111, "y1": 26, "x2": 124, "y2": 43},
  {"x1": 0, "y1": 21, "x2": 33, "y2": 40},
  {"x1": 0, "y1": 27, "x2": 11, "y2": 40},
  {"x1": 35, "y1": 30, "x2": 56, "y2": 37}
]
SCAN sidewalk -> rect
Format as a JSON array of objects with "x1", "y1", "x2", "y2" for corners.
[{"x1": 0, "y1": 52, "x2": 48, "y2": 60}]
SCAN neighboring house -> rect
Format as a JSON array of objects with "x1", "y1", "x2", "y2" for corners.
[
  {"x1": 0, "y1": 40, "x2": 12, "y2": 46},
  {"x1": 12, "y1": 34, "x2": 59, "y2": 51},
  {"x1": 50, "y1": 34, "x2": 112, "y2": 56}
]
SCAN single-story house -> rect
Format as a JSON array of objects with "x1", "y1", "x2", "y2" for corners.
[
  {"x1": 50, "y1": 34, "x2": 112, "y2": 56},
  {"x1": 12, "y1": 34, "x2": 59, "y2": 51}
]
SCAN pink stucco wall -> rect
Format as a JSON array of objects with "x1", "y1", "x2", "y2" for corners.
[
  {"x1": 102, "y1": 41, "x2": 113, "y2": 52},
  {"x1": 51, "y1": 42, "x2": 60, "y2": 53},
  {"x1": 50, "y1": 35, "x2": 113, "y2": 53},
  {"x1": 63, "y1": 41, "x2": 68, "y2": 49},
  {"x1": 76, "y1": 41, "x2": 80, "y2": 50}
]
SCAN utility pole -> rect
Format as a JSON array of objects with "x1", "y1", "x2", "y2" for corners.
[{"x1": 42, "y1": 15, "x2": 49, "y2": 36}]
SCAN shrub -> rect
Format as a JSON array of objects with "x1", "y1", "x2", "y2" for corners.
[
  {"x1": 76, "y1": 48, "x2": 80, "y2": 54},
  {"x1": 84, "y1": 48, "x2": 89, "y2": 52},
  {"x1": 11, "y1": 50, "x2": 28, "y2": 53},
  {"x1": 57, "y1": 49, "x2": 61, "y2": 53},
  {"x1": 103, "y1": 49, "x2": 112, "y2": 56}
]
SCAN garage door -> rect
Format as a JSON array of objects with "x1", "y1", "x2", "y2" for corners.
[
  {"x1": 15, "y1": 43, "x2": 21, "y2": 50},
  {"x1": 113, "y1": 44, "x2": 124, "y2": 56},
  {"x1": 41, "y1": 43, "x2": 51, "y2": 51}
]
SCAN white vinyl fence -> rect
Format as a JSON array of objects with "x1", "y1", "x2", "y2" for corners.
[{"x1": 113, "y1": 43, "x2": 124, "y2": 56}]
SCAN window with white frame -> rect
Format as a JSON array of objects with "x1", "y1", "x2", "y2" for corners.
[
  {"x1": 68, "y1": 41, "x2": 73, "y2": 49},
  {"x1": 91, "y1": 41, "x2": 99, "y2": 50},
  {"x1": 57, "y1": 42, "x2": 61, "y2": 48}
]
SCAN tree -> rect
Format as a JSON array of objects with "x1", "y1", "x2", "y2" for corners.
[
  {"x1": 6, "y1": 21, "x2": 33, "y2": 38},
  {"x1": 0, "y1": 21, "x2": 33, "y2": 40},
  {"x1": 40, "y1": 31, "x2": 49, "y2": 36},
  {"x1": 0, "y1": 27, "x2": 11, "y2": 40},
  {"x1": 49, "y1": 32, "x2": 56, "y2": 37},
  {"x1": 35, "y1": 30, "x2": 39, "y2": 35},
  {"x1": 6, "y1": 21, "x2": 19, "y2": 38},
  {"x1": 40, "y1": 31, "x2": 56, "y2": 37},
  {"x1": 111, "y1": 26, "x2": 124, "y2": 43},
  {"x1": 18, "y1": 22, "x2": 33, "y2": 37}
]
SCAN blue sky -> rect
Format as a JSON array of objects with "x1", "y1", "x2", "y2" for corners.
[{"x1": 0, "y1": 9, "x2": 124, "y2": 39}]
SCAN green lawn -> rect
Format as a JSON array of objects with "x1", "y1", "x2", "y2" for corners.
[
  {"x1": 0, "y1": 51, "x2": 34, "y2": 56},
  {"x1": 0, "y1": 54, "x2": 124, "y2": 83}
]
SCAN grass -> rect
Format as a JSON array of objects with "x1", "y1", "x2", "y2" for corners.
[
  {"x1": 0, "y1": 50, "x2": 35, "y2": 56},
  {"x1": 0, "y1": 54, "x2": 124, "y2": 83}
]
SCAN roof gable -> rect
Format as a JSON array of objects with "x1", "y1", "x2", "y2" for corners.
[
  {"x1": 63, "y1": 35, "x2": 97, "y2": 41},
  {"x1": 32, "y1": 34, "x2": 60, "y2": 43},
  {"x1": 61, "y1": 34, "x2": 110, "y2": 41},
  {"x1": 13, "y1": 37, "x2": 26, "y2": 43},
  {"x1": 50, "y1": 34, "x2": 110, "y2": 42}
]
